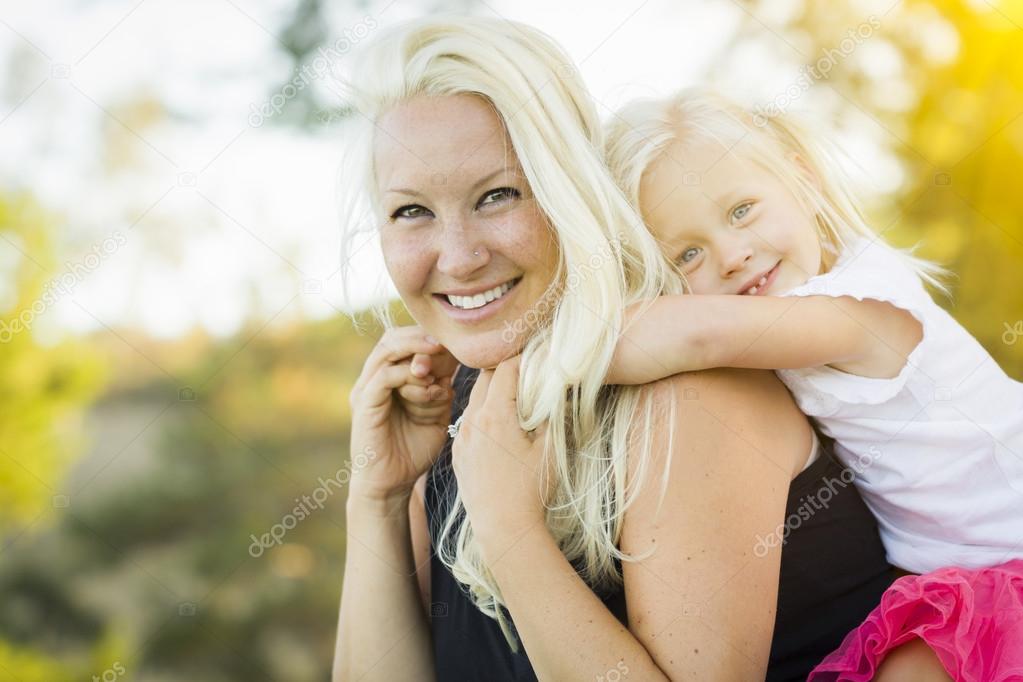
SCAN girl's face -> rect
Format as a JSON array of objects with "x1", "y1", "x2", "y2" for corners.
[
  {"x1": 374, "y1": 94, "x2": 560, "y2": 369},
  {"x1": 639, "y1": 138, "x2": 823, "y2": 296}
]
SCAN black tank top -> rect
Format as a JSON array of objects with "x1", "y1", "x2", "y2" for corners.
[{"x1": 425, "y1": 367, "x2": 894, "y2": 681}]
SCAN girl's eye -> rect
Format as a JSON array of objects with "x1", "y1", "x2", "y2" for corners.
[
  {"x1": 730, "y1": 202, "x2": 753, "y2": 223},
  {"x1": 478, "y1": 187, "x2": 520, "y2": 208},
  {"x1": 678, "y1": 246, "x2": 703, "y2": 265},
  {"x1": 391, "y1": 204, "x2": 432, "y2": 220}
]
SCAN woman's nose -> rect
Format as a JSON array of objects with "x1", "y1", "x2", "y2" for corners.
[{"x1": 434, "y1": 218, "x2": 489, "y2": 278}]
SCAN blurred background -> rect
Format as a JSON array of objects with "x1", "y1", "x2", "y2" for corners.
[{"x1": 1, "y1": 0, "x2": 1021, "y2": 679}]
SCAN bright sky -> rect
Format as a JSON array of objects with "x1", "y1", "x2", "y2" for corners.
[{"x1": 1, "y1": 0, "x2": 931, "y2": 342}]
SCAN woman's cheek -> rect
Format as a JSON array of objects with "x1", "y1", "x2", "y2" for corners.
[{"x1": 381, "y1": 230, "x2": 433, "y2": 294}]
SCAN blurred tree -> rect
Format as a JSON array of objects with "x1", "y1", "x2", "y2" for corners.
[
  {"x1": 0, "y1": 193, "x2": 107, "y2": 529},
  {"x1": 0, "y1": 194, "x2": 112, "y2": 679},
  {"x1": 1, "y1": 303, "x2": 393, "y2": 680},
  {"x1": 896, "y1": 0, "x2": 1023, "y2": 377}
]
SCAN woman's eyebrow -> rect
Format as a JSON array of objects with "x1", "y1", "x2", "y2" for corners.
[
  {"x1": 384, "y1": 187, "x2": 423, "y2": 197},
  {"x1": 467, "y1": 167, "x2": 509, "y2": 192},
  {"x1": 385, "y1": 167, "x2": 512, "y2": 198}
]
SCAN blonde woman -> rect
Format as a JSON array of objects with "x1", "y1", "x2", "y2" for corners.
[{"x1": 332, "y1": 17, "x2": 893, "y2": 681}]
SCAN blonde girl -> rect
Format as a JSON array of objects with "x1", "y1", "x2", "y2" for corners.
[{"x1": 604, "y1": 88, "x2": 1023, "y2": 681}]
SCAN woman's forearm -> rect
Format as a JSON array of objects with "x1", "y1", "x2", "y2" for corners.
[
  {"x1": 333, "y1": 495, "x2": 434, "y2": 682},
  {"x1": 484, "y1": 524, "x2": 668, "y2": 682}
]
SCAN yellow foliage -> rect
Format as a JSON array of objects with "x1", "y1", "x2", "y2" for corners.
[{"x1": 0, "y1": 193, "x2": 107, "y2": 529}]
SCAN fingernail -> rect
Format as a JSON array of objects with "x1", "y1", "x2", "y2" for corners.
[{"x1": 425, "y1": 335, "x2": 438, "y2": 345}]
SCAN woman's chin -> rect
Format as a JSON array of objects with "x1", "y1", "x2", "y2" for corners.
[{"x1": 444, "y1": 332, "x2": 524, "y2": 370}]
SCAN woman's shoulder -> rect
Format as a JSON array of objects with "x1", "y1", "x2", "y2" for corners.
[
  {"x1": 618, "y1": 369, "x2": 815, "y2": 678},
  {"x1": 634, "y1": 368, "x2": 813, "y2": 478}
]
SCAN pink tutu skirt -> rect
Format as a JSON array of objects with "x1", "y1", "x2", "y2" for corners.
[{"x1": 808, "y1": 559, "x2": 1023, "y2": 681}]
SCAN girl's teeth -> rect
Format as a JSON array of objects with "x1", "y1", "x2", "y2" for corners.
[{"x1": 747, "y1": 274, "x2": 769, "y2": 295}]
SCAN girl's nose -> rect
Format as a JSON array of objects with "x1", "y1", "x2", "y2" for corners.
[{"x1": 719, "y1": 242, "x2": 754, "y2": 279}]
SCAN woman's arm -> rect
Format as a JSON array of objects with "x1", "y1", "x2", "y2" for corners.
[
  {"x1": 608, "y1": 294, "x2": 922, "y2": 385},
  {"x1": 409, "y1": 473, "x2": 433, "y2": 618},
  {"x1": 332, "y1": 326, "x2": 453, "y2": 682},
  {"x1": 333, "y1": 491, "x2": 435, "y2": 682},
  {"x1": 464, "y1": 363, "x2": 812, "y2": 680}
]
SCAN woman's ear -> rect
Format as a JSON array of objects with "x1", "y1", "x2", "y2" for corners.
[{"x1": 787, "y1": 151, "x2": 822, "y2": 191}]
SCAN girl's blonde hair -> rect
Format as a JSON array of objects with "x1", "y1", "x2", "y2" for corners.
[
  {"x1": 337, "y1": 16, "x2": 683, "y2": 649},
  {"x1": 603, "y1": 87, "x2": 948, "y2": 292}
]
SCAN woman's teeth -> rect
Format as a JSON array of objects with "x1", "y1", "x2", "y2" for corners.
[{"x1": 446, "y1": 280, "x2": 515, "y2": 310}]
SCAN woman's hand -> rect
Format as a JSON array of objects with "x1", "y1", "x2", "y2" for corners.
[
  {"x1": 347, "y1": 326, "x2": 458, "y2": 507},
  {"x1": 451, "y1": 356, "x2": 551, "y2": 553}
]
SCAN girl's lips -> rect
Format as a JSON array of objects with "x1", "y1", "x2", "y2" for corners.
[{"x1": 433, "y1": 278, "x2": 521, "y2": 323}]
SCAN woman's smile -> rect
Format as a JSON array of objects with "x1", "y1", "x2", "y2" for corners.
[{"x1": 433, "y1": 276, "x2": 522, "y2": 322}]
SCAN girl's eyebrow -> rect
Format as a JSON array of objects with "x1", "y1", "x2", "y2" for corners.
[{"x1": 709, "y1": 185, "x2": 755, "y2": 209}]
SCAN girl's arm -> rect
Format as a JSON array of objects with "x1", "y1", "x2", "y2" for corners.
[
  {"x1": 461, "y1": 363, "x2": 812, "y2": 680},
  {"x1": 607, "y1": 294, "x2": 923, "y2": 385}
]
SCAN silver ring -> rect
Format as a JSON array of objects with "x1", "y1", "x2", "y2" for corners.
[{"x1": 447, "y1": 414, "x2": 464, "y2": 438}]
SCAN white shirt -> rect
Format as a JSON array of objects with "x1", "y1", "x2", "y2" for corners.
[{"x1": 776, "y1": 237, "x2": 1023, "y2": 573}]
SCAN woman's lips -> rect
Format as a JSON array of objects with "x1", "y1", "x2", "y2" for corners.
[{"x1": 434, "y1": 278, "x2": 521, "y2": 323}]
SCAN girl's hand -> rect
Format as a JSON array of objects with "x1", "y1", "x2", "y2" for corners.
[
  {"x1": 347, "y1": 326, "x2": 457, "y2": 507},
  {"x1": 451, "y1": 356, "x2": 551, "y2": 551},
  {"x1": 607, "y1": 298, "x2": 695, "y2": 385}
]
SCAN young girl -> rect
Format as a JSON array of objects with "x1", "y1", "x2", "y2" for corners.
[{"x1": 602, "y1": 89, "x2": 1023, "y2": 681}]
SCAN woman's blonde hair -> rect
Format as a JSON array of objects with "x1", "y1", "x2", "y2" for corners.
[
  {"x1": 337, "y1": 16, "x2": 683, "y2": 649},
  {"x1": 603, "y1": 87, "x2": 948, "y2": 291}
]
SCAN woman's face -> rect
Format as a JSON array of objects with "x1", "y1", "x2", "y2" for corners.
[
  {"x1": 640, "y1": 138, "x2": 822, "y2": 296},
  {"x1": 374, "y1": 94, "x2": 560, "y2": 369}
]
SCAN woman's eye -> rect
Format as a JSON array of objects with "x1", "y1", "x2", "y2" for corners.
[
  {"x1": 678, "y1": 246, "x2": 703, "y2": 264},
  {"x1": 391, "y1": 204, "x2": 431, "y2": 220},
  {"x1": 730, "y1": 202, "x2": 753, "y2": 223},
  {"x1": 477, "y1": 187, "x2": 520, "y2": 208}
]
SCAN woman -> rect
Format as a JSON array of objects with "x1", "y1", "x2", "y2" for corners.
[{"x1": 332, "y1": 17, "x2": 894, "y2": 681}]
